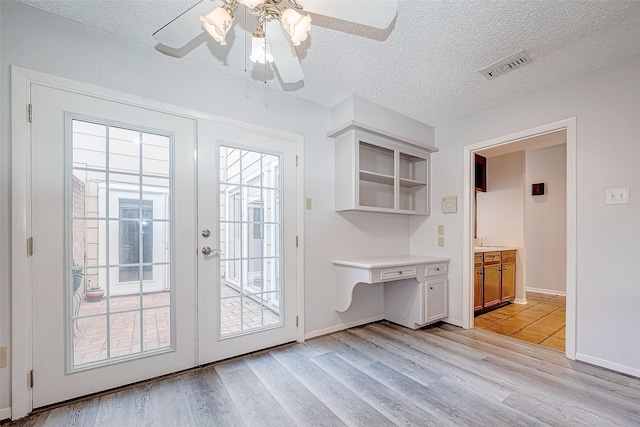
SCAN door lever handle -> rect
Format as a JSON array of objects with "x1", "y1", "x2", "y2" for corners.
[{"x1": 202, "y1": 247, "x2": 221, "y2": 256}]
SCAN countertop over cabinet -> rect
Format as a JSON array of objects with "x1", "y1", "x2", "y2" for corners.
[
  {"x1": 333, "y1": 255, "x2": 450, "y2": 329},
  {"x1": 474, "y1": 246, "x2": 517, "y2": 253}
]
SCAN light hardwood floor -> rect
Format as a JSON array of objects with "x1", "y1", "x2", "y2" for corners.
[
  {"x1": 6, "y1": 321, "x2": 640, "y2": 426},
  {"x1": 474, "y1": 292, "x2": 566, "y2": 351}
]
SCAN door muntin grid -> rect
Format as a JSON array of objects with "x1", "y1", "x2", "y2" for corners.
[
  {"x1": 66, "y1": 115, "x2": 174, "y2": 371},
  {"x1": 218, "y1": 144, "x2": 282, "y2": 338}
]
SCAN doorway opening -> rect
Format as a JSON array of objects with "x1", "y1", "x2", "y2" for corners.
[{"x1": 462, "y1": 119, "x2": 577, "y2": 359}]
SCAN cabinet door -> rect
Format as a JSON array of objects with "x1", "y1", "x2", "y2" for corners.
[
  {"x1": 501, "y1": 262, "x2": 516, "y2": 302},
  {"x1": 474, "y1": 267, "x2": 484, "y2": 311},
  {"x1": 483, "y1": 265, "x2": 501, "y2": 308},
  {"x1": 424, "y1": 279, "x2": 447, "y2": 323}
]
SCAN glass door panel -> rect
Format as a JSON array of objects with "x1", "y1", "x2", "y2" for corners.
[{"x1": 219, "y1": 146, "x2": 282, "y2": 337}]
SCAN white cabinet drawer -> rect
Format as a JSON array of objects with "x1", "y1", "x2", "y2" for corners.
[
  {"x1": 380, "y1": 266, "x2": 417, "y2": 281},
  {"x1": 426, "y1": 263, "x2": 448, "y2": 276}
]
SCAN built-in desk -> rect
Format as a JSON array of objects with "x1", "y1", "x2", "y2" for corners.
[{"x1": 332, "y1": 255, "x2": 450, "y2": 329}]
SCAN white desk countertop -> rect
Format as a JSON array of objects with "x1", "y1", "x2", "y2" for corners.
[{"x1": 332, "y1": 255, "x2": 450, "y2": 269}]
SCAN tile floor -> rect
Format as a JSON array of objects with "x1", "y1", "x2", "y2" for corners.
[
  {"x1": 474, "y1": 292, "x2": 566, "y2": 351},
  {"x1": 73, "y1": 284, "x2": 279, "y2": 366}
]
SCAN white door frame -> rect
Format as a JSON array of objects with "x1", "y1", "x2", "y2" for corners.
[
  {"x1": 461, "y1": 118, "x2": 577, "y2": 360},
  {"x1": 10, "y1": 65, "x2": 305, "y2": 420}
]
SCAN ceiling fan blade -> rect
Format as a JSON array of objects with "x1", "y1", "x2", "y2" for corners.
[
  {"x1": 152, "y1": 0, "x2": 221, "y2": 49},
  {"x1": 301, "y1": 0, "x2": 398, "y2": 29},
  {"x1": 266, "y1": 20, "x2": 304, "y2": 84}
]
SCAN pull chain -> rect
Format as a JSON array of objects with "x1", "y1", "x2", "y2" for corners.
[{"x1": 244, "y1": 7, "x2": 247, "y2": 73}]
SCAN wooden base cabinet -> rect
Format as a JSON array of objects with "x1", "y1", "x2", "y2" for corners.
[
  {"x1": 474, "y1": 249, "x2": 516, "y2": 313},
  {"x1": 474, "y1": 267, "x2": 484, "y2": 312},
  {"x1": 501, "y1": 261, "x2": 516, "y2": 301},
  {"x1": 483, "y1": 264, "x2": 502, "y2": 308}
]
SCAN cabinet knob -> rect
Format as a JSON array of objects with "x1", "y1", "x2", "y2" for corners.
[
  {"x1": 430, "y1": 287, "x2": 433, "y2": 290},
  {"x1": 398, "y1": 271, "x2": 403, "y2": 274},
  {"x1": 504, "y1": 267, "x2": 508, "y2": 271}
]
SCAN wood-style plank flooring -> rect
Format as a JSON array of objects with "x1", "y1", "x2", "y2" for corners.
[
  {"x1": 475, "y1": 292, "x2": 566, "y2": 351},
  {"x1": 7, "y1": 321, "x2": 640, "y2": 426}
]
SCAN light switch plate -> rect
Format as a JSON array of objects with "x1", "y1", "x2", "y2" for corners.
[
  {"x1": 441, "y1": 196, "x2": 457, "y2": 214},
  {"x1": 305, "y1": 198, "x2": 312, "y2": 210},
  {"x1": 605, "y1": 188, "x2": 629, "y2": 205},
  {"x1": 0, "y1": 346, "x2": 7, "y2": 368},
  {"x1": 438, "y1": 237, "x2": 445, "y2": 247},
  {"x1": 437, "y1": 225, "x2": 445, "y2": 236}
]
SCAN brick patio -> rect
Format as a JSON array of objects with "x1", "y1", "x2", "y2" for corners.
[{"x1": 73, "y1": 284, "x2": 280, "y2": 366}]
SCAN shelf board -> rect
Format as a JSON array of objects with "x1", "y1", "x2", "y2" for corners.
[
  {"x1": 359, "y1": 170, "x2": 394, "y2": 185},
  {"x1": 399, "y1": 178, "x2": 427, "y2": 188}
]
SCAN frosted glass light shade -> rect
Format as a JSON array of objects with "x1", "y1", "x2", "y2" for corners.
[
  {"x1": 281, "y1": 8, "x2": 312, "y2": 46},
  {"x1": 237, "y1": 0, "x2": 263, "y2": 9},
  {"x1": 250, "y1": 35, "x2": 274, "y2": 64},
  {"x1": 200, "y1": 7, "x2": 233, "y2": 45}
]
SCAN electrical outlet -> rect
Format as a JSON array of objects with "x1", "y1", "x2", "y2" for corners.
[
  {"x1": 438, "y1": 237, "x2": 445, "y2": 247},
  {"x1": 0, "y1": 346, "x2": 7, "y2": 368},
  {"x1": 305, "y1": 198, "x2": 312, "y2": 210},
  {"x1": 605, "y1": 188, "x2": 629, "y2": 205},
  {"x1": 437, "y1": 225, "x2": 445, "y2": 236}
]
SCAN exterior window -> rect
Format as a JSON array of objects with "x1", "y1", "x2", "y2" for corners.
[{"x1": 119, "y1": 199, "x2": 153, "y2": 282}]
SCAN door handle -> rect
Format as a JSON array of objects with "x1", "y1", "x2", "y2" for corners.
[{"x1": 202, "y1": 246, "x2": 221, "y2": 256}]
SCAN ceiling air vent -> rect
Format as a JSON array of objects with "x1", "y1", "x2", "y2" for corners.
[{"x1": 479, "y1": 49, "x2": 531, "y2": 80}]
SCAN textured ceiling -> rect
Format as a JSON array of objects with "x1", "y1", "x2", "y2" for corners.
[{"x1": 14, "y1": 0, "x2": 640, "y2": 127}]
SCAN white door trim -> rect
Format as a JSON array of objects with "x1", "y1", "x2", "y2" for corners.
[
  {"x1": 10, "y1": 65, "x2": 305, "y2": 420},
  {"x1": 461, "y1": 117, "x2": 577, "y2": 360}
]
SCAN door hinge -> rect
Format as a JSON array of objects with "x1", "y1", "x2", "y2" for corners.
[
  {"x1": 296, "y1": 155, "x2": 298, "y2": 167},
  {"x1": 295, "y1": 236, "x2": 298, "y2": 248},
  {"x1": 28, "y1": 104, "x2": 32, "y2": 123},
  {"x1": 27, "y1": 237, "x2": 34, "y2": 256},
  {"x1": 296, "y1": 316, "x2": 299, "y2": 327},
  {"x1": 29, "y1": 370, "x2": 34, "y2": 388}
]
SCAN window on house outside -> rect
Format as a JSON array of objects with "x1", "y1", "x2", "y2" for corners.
[{"x1": 119, "y1": 199, "x2": 153, "y2": 282}]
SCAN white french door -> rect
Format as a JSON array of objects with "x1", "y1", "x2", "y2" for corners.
[
  {"x1": 27, "y1": 81, "x2": 299, "y2": 409},
  {"x1": 197, "y1": 120, "x2": 299, "y2": 363},
  {"x1": 30, "y1": 84, "x2": 197, "y2": 408}
]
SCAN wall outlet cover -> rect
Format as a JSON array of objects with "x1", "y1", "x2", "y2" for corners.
[
  {"x1": 438, "y1": 237, "x2": 445, "y2": 247},
  {"x1": 441, "y1": 196, "x2": 457, "y2": 214}
]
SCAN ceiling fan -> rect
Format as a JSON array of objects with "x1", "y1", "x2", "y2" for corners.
[{"x1": 153, "y1": 0, "x2": 398, "y2": 84}]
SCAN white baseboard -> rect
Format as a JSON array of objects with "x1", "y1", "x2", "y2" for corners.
[
  {"x1": 526, "y1": 287, "x2": 566, "y2": 296},
  {"x1": 576, "y1": 353, "x2": 640, "y2": 379},
  {"x1": 304, "y1": 315, "x2": 385, "y2": 340},
  {"x1": 514, "y1": 298, "x2": 528, "y2": 305},
  {"x1": 0, "y1": 407, "x2": 11, "y2": 421}
]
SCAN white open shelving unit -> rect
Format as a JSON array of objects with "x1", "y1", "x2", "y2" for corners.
[{"x1": 330, "y1": 121, "x2": 437, "y2": 215}]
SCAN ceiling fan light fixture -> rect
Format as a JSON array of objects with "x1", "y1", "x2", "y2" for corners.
[
  {"x1": 280, "y1": 8, "x2": 312, "y2": 46},
  {"x1": 200, "y1": 6, "x2": 234, "y2": 45},
  {"x1": 250, "y1": 28, "x2": 274, "y2": 64}
]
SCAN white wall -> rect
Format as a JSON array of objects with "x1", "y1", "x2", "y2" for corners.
[
  {"x1": 525, "y1": 144, "x2": 567, "y2": 295},
  {"x1": 0, "y1": 1, "x2": 413, "y2": 413},
  {"x1": 412, "y1": 53, "x2": 640, "y2": 375},
  {"x1": 476, "y1": 151, "x2": 524, "y2": 247}
]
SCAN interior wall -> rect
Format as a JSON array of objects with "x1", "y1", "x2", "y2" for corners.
[
  {"x1": 0, "y1": 1, "x2": 412, "y2": 413},
  {"x1": 525, "y1": 144, "x2": 567, "y2": 294},
  {"x1": 476, "y1": 151, "x2": 525, "y2": 247},
  {"x1": 412, "y1": 53, "x2": 640, "y2": 375}
]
